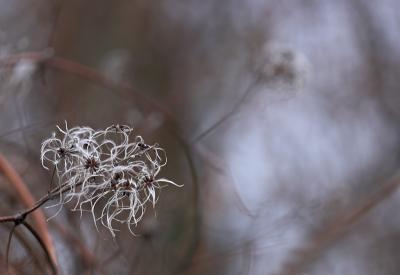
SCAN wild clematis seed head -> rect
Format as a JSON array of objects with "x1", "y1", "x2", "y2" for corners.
[{"x1": 40, "y1": 123, "x2": 182, "y2": 237}]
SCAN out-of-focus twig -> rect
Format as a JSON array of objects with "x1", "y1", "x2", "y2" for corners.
[
  {"x1": 0, "y1": 154, "x2": 58, "y2": 267},
  {"x1": 1, "y1": 222, "x2": 45, "y2": 273},
  {"x1": 5, "y1": 224, "x2": 16, "y2": 270},
  {"x1": 191, "y1": 75, "x2": 261, "y2": 144},
  {"x1": 173, "y1": 137, "x2": 201, "y2": 274},
  {"x1": 0, "y1": 168, "x2": 85, "y2": 274},
  {"x1": 51, "y1": 221, "x2": 94, "y2": 264},
  {"x1": 50, "y1": 221, "x2": 109, "y2": 275},
  {"x1": 280, "y1": 176, "x2": 400, "y2": 275},
  {"x1": 0, "y1": 120, "x2": 59, "y2": 139},
  {"x1": 0, "y1": 180, "x2": 81, "y2": 224},
  {"x1": 0, "y1": 253, "x2": 19, "y2": 275},
  {"x1": 0, "y1": 51, "x2": 177, "y2": 129},
  {"x1": 21, "y1": 221, "x2": 57, "y2": 275}
]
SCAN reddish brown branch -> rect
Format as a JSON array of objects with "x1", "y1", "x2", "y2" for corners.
[
  {"x1": 1, "y1": 222, "x2": 45, "y2": 273},
  {"x1": 0, "y1": 180, "x2": 80, "y2": 224},
  {"x1": 0, "y1": 182, "x2": 76, "y2": 274},
  {"x1": 0, "y1": 154, "x2": 58, "y2": 267}
]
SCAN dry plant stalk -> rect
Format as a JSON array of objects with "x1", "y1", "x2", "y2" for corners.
[{"x1": 0, "y1": 154, "x2": 57, "y2": 267}]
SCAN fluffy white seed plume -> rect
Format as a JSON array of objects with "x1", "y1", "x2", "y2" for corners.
[{"x1": 40, "y1": 123, "x2": 182, "y2": 237}]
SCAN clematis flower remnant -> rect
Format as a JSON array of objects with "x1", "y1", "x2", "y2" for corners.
[{"x1": 40, "y1": 123, "x2": 182, "y2": 237}]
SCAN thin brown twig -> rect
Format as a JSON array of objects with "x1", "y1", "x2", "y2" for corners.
[
  {"x1": 0, "y1": 178, "x2": 85, "y2": 274},
  {"x1": 1, "y1": 222, "x2": 45, "y2": 274},
  {"x1": 0, "y1": 154, "x2": 57, "y2": 267},
  {"x1": 0, "y1": 181, "x2": 81, "y2": 224},
  {"x1": 5, "y1": 224, "x2": 16, "y2": 271},
  {"x1": 21, "y1": 221, "x2": 57, "y2": 275}
]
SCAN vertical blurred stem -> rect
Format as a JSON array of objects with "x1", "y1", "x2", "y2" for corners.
[{"x1": 5, "y1": 224, "x2": 16, "y2": 271}]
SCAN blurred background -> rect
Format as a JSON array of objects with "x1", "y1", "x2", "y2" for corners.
[{"x1": 0, "y1": 0, "x2": 400, "y2": 274}]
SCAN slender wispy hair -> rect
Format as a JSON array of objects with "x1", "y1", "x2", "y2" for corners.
[{"x1": 41, "y1": 123, "x2": 181, "y2": 237}]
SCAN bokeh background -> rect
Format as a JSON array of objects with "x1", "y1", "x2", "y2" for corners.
[{"x1": 0, "y1": 0, "x2": 400, "y2": 274}]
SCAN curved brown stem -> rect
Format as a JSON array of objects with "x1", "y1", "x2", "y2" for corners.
[
  {"x1": 1, "y1": 222, "x2": 45, "y2": 274},
  {"x1": 0, "y1": 154, "x2": 57, "y2": 267},
  {"x1": 0, "y1": 180, "x2": 83, "y2": 274},
  {"x1": 0, "y1": 181, "x2": 81, "y2": 224},
  {"x1": 21, "y1": 221, "x2": 57, "y2": 275}
]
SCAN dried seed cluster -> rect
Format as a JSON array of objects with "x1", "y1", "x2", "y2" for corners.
[{"x1": 41, "y1": 123, "x2": 180, "y2": 236}]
